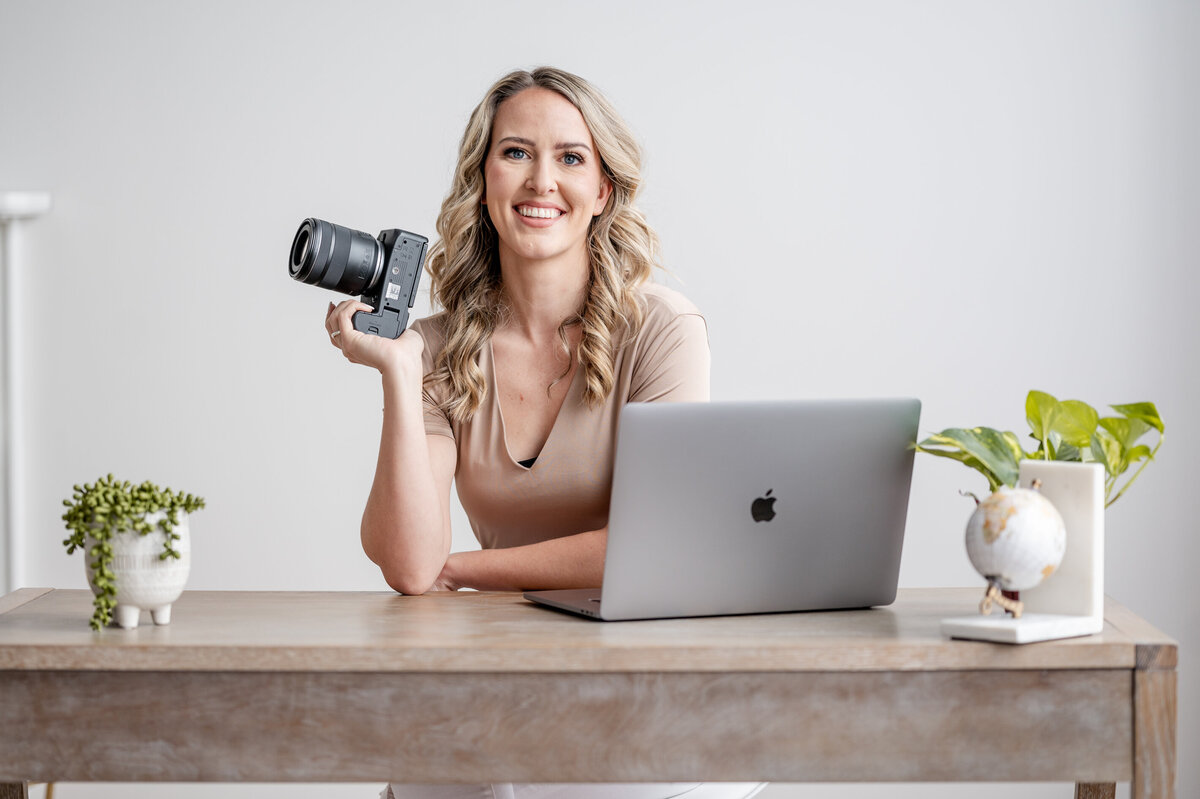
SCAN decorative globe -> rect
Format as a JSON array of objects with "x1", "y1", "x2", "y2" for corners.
[{"x1": 965, "y1": 486, "x2": 1066, "y2": 591}]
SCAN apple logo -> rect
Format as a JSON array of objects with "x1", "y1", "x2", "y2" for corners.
[{"x1": 751, "y1": 489, "x2": 777, "y2": 523}]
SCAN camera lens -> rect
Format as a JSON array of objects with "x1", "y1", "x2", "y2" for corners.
[{"x1": 288, "y1": 218, "x2": 384, "y2": 296}]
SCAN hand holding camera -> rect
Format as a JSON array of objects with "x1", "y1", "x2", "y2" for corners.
[{"x1": 324, "y1": 298, "x2": 426, "y2": 377}]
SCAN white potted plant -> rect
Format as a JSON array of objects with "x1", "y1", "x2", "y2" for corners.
[{"x1": 61, "y1": 474, "x2": 206, "y2": 630}]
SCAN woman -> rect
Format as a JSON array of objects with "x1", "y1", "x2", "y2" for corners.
[{"x1": 326, "y1": 67, "x2": 763, "y2": 799}]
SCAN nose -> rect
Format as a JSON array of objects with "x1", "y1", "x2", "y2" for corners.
[{"x1": 525, "y1": 158, "x2": 556, "y2": 195}]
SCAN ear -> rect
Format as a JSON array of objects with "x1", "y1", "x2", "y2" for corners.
[{"x1": 593, "y1": 176, "x2": 613, "y2": 216}]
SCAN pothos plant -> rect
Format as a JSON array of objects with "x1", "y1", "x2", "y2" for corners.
[
  {"x1": 62, "y1": 474, "x2": 206, "y2": 630},
  {"x1": 913, "y1": 390, "x2": 1164, "y2": 507}
]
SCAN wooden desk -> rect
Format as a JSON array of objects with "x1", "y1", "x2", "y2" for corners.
[{"x1": 0, "y1": 588, "x2": 1177, "y2": 798}]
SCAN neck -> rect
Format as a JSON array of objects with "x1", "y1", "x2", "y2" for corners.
[{"x1": 496, "y1": 246, "x2": 590, "y2": 343}]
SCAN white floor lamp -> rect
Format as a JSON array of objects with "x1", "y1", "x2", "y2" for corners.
[{"x1": 0, "y1": 191, "x2": 52, "y2": 595}]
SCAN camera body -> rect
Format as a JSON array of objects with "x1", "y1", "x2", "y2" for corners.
[
  {"x1": 345, "y1": 227, "x2": 427, "y2": 338},
  {"x1": 289, "y1": 218, "x2": 428, "y2": 338}
]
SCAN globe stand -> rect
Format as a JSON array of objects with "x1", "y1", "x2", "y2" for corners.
[{"x1": 941, "y1": 461, "x2": 1105, "y2": 644}]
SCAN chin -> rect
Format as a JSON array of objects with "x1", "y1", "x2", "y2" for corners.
[
  {"x1": 518, "y1": 245, "x2": 566, "y2": 262},
  {"x1": 510, "y1": 235, "x2": 571, "y2": 261}
]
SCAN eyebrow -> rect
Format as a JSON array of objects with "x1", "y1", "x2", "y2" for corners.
[{"x1": 497, "y1": 136, "x2": 592, "y2": 153}]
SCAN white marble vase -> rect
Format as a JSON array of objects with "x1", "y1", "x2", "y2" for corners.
[{"x1": 85, "y1": 511, "x2": 191, "y2": 629}]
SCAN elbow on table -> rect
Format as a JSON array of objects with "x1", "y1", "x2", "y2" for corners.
[
  {"x1": 381, "y1": 563, "x2": 441, "y2": 596},
  {"x1": 361, "y1": 523, "x2": 444, "y2": 595}
]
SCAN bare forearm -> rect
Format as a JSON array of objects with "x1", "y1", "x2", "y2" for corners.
[
  {"x1": 361, "y1": 368, "x2": 451, "y2": 594},
  {"x1": 441, "y1": 528, "x2": 607, "y2": 592}
]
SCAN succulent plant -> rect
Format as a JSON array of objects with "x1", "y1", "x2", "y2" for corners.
[{"x1": 62, "y1": 474, "x2": 205, "y2": 630}]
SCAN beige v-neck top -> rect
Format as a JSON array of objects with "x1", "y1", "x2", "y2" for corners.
[{"x1": 410, "y1": 283, "x2": 710, "y2": 550}]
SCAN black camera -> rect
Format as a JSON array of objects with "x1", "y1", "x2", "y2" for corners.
[{"x1": 288, "y1": 218, "x2": 428, "y2": 338}]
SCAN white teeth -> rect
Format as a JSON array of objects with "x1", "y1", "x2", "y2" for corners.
[{"x1": 517, "y1": 205, "x2": 562, "y2": 219}]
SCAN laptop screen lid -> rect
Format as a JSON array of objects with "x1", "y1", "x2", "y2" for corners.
[{"x1": 582, "y1": 398, "x2": 921, "y2": 621}]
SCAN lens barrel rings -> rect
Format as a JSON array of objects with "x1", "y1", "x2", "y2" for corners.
[{"x1": 289, "y1": 218, "x2": 384, "y2": 297}]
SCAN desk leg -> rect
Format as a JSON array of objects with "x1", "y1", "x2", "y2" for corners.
[
  {"x1": 0, "y1": 783, "x2": 27, "y2": 799},
  {"x1": 1075, "y1": 785, "x2": 1115, "y2": 799},
  {"x1": 1134, "y1": 668, "x2": 1177, "y2": 799}
]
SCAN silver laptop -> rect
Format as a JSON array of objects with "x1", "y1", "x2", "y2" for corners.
[{"x1": 524, "y1": 398, "x2": 921, "y2": 620}]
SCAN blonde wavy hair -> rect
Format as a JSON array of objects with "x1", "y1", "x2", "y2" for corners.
[{"x1": 424, "y1": 66, "x2": 660, "y2": 423}]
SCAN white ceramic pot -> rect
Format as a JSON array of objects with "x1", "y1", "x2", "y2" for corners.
[{"x1": 85, "y1": 511, "x2": 191, "y2": 629}]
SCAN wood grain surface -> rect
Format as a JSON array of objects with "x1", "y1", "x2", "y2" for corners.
[
  {"x1": 1076, "y1": 785, "x2": 1116, "y2": 799},
  {"x1": 0, "y1": 588, "x2": 1143, "y2": 673},
  {"x1": 0, "y1": 588, "x2": 1175, "y2": 792},
  {"x1": 1104, "y1": 597, "x2": 1178, "y2": 670},
  {"x1": 0, "y1": 668, "x2": 1132, "y2": 783},
  {"x1": 0, "y1": 588, "x2": 50, "y2": 616},
  {"x1": 1134, "y1": 669, "x2": 1177, "y2": 799}
]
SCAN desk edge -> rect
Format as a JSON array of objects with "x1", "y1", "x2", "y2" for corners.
[
  {"x1": 1104, "y1": 596, "x2": 1177, "y2": 670},
  {"x1": 0, "y1": 588, "x2": 53, "y2": 617}
]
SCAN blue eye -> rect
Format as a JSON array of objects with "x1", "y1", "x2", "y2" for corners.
[
  {"x1": 562, "y1": 152, "x2": 583, "y2": 166},
  {"x1": 504, "y1": 147, "x2": 529, "y2": 160}
]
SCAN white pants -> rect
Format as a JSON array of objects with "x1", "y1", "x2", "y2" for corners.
[{"x1": 384, "y1": 783, "x2": 768, "y2": 799}]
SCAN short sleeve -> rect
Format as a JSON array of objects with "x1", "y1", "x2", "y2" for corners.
[
  {"x1": 408, "y1": 316, "x2": 455, "y2": 440},
  {"x1": 627, "y1": 310, "x2": 711, "y2": 403}
]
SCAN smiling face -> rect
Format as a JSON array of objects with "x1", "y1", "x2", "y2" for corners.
[{"x1": 483, "y1": 87, "x2": 612, "y2": 271}]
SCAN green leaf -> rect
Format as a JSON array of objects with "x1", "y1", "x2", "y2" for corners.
[
  {"x1": 1054, "y1": 442, "x2": 1083, "y2": 462},
  {"x1": 916, "y1": 427, "x2": 1021, "y2": 488},
  {"x1": 1126, "y1": 444, "x2": 1152, "y2": 463},
  {"x1": 1098, "y1": 417, "x2": 1130, "y2": 448},
  {"x1": 1046, "y1": 430, "x2": 1065, "y2": 459},
  {"x1": 913, "y1": 446, "x2": 1004, "y2": 492},
  {"x1": 912, "y1": 443, "x2": 998, "y2": 484},
  {"x1": 1000, "y1": 430, "x2": 1028, "y2": 461},
  {"x1": 1026, "y1": 390, "x2": 1058, "y2": 453},
  {"x1": 1126, "y1": 418, "x2": 1153, "y2": 445},
  {"x1": 1050, "y1": 400, "x2": 1099, "y2": 448},
  {"x1": 1112, "y1": 402, "x2": 1164, "y2": 434},
  {"x1": 1091, "y1": 430, "x2": 1122, "y2": 477},
  {"x1": 1099, "y1": 416, "x2": 1153, "y2": 451}
]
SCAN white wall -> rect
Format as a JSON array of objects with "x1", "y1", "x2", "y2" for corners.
[{"x1": 1, "y1": 1, "x2": 1196, "y2": 797}]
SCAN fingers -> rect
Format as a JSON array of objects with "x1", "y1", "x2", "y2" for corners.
[
  {"x1": 325, "y1": 301, "x2": 377, "y2": 367},
  {"x1": 325, "y1": 302, "x2": 346, "y2": 349},
  {"x1": 325, "y1": 300, "x2": 371, "y2": 340}
]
